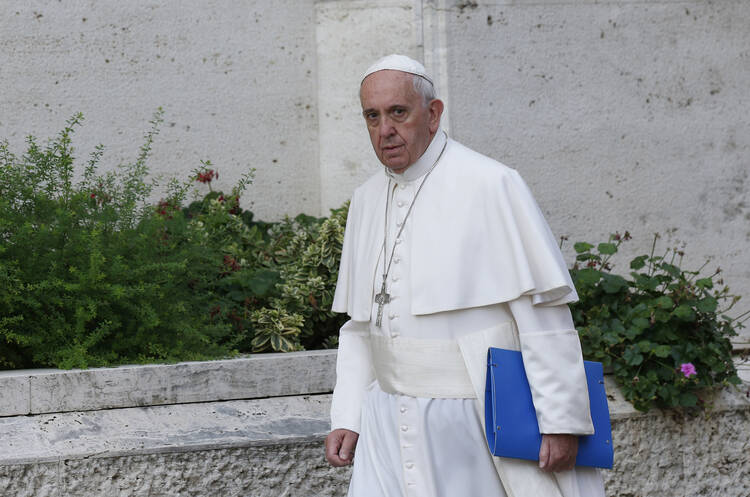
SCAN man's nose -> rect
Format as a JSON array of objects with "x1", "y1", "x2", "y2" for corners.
[{"x1": 378, "y1": 117, "x2": 396, "y2": 137}]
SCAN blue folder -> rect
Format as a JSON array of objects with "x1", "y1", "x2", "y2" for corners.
[{"x1": 485, "y1": 347, "x2": 614, "y2": 469}]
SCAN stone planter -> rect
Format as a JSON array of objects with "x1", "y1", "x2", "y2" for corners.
[{"x1": 0, "y1": 352, "x2": 748, "y2": 496}]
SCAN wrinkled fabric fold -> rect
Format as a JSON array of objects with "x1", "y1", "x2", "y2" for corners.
[{"x1": 348, "y1": 384, "x2": 507, "y2": 497}]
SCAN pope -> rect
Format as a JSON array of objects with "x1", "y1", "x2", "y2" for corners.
[{"x1": 325, "y1": 54, "x2": 605, "y2": 497}]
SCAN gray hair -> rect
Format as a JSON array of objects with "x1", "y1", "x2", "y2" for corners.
[{"x1": 412, "y1": 74, "x2": 436, "y2": 106}]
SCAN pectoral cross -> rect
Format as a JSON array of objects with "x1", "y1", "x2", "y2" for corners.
[{"x1": 374, "y1": 280, "x2": 391, "y2": 327}]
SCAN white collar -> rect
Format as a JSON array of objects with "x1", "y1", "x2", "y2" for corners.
[{"x1": 385, "y1": 129, "x2": 447, "y2": 183}]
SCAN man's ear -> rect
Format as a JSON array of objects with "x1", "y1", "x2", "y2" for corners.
[{"x1": 428, "y1": 99, "x2": 444, "y2": 134}]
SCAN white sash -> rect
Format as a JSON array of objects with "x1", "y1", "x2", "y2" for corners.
[{"x1": 369, "y1": 335, "x2": 474, "y2": 398}]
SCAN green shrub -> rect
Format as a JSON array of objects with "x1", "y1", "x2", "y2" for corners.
[
  {"x1": 569, "y1": 232, "x2": 745, "y2": 411},
  {"x1": 0, "y1": 112, "x2": 348, "y2": 369},
  {"x1": 250, "y1": 206, "x2": 349, "y2": 352},
  {"x1": 0, "y1": 111, "x2": 243, "y2": 369}
]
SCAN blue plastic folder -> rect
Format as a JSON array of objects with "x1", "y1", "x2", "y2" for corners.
[{"x1": 485, "y1": 347, "x2": 614, "y2": 469}]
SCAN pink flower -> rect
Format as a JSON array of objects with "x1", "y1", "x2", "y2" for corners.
[{"x1": 680, "y1": 363, "x2": 697, "y2": 378}]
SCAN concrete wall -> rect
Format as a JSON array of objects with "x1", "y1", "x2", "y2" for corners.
[
  {"x1": 0, "y1": 0, "x2": 320, "y2": 221},
  {"x1": 440, "y1": 0, "x2": 750, "y2": 343},
  {"x1": 1, "y1": 0, "x2": 748, "y2": 340},
  {"x1": 316, "y1": 0, "x2": 421, "y2": 211}
]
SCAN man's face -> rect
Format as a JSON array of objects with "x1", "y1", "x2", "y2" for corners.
[{"x1": 360, "y1": 70, "x2": 442, "y2": 173}]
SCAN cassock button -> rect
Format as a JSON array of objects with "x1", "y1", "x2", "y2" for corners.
[
  {"x1": 400, "y1": 406, "x2": 407, "y2": 414},
  {"x1": 400, "y1": 425, "x2": 408, "y2": 432},
  {"x1": 405, "y1": 462, "x2": 414, "y2": 469},
  {"x1": 392, "y1": 275, "x2": 399, "y2": 282},
  {"x1": 399, "y1": 183, "x2": 407, "y2": 190},
  {"x1": 395, "y1": 238, "x2": 402, "y2": 244},
  {"x1": 397, "y1": 200, "x2": 405, "y2": 208},
  {"x1": 396, "y1": 220, "x2": 403, "y2": 227},
  {"x1": 388, "y1": 313, "x2": 397, "y2": 320},
  {"x1": 394, "y1": 257, "x2": 401, "y2": 264}
]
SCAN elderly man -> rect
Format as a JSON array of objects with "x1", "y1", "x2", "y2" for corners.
[{"x1": 325, "y1": 54, "x2": 604, "y2": 497}]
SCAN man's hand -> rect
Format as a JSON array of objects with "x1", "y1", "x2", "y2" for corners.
[
  {"x1": 538, "y1": 434, "x2": 578, "y2": 472},
  {"x1": 325, "y1": 428, "x2": 359, "y2": 467}
]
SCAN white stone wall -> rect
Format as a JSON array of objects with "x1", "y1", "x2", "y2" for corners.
[
  {"x1": 440, "y1": 0, "x2": 750, "y2": 339},
  {"x1": 0, "y1": 0, "x2": 320, "y2": 221},
  {"x1": 3, "y1": 401, "x2": 748, "y2": 496},
  {"x1": 315, "y1": 0, "x2": 421, "y2": 212},
  {"x1": 2, "y1": 0, "x2": 748, "y2": 340}
]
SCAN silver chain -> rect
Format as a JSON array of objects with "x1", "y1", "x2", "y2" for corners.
[{"x1": 380, "y1": 135, "x2": 448, "y2": 295}]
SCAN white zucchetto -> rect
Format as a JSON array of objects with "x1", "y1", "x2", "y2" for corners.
[{"x1": 361, "y1": 54, "x2": 433, "y2": 85}]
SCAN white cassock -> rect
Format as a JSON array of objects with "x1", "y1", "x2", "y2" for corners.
[{"x1": 331, "y1": 130, "x2": 606, "y2": 497}]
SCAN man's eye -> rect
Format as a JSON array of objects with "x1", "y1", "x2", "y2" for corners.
[{"x1": 393, "y1": 108, "x2": 405, "y2": 116}]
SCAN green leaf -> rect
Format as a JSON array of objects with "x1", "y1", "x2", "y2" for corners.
[
  {"x1": 251, "y1": 335, "x2": 270, "y2": 351},
  {"x1": 695, "y1": 278, "x2": 713, "y2": 289},
  {"x1": 652, "y1": 345, "x2": 672, "y2": 358},
  {"x1": 678, "y1": 392, "x2": 698, "y2": 407},
  {"x1": 247, "y1": 269, "x2": 281, "y2": 297},
  {"x1": 601, "y1": 274, "x2": 628, "y2": 294},
  {"x1": 632, "y1": 317, "x2": 651, "y2": 330},
  {"x1": 623, "y1": 346, "x2": 644, "y2": 366},
  {"x1": 630, "y1": 255, "x2": 648, "y2": 270},
  {"x1": 576, "y1": 268, "x2": 602, "y2": 285},
  {"x1": 653, "y1": 309, "x2": 672, "y2": 323},
  {"x1": 597, "y1": 243, "x2": 617, "y2": 255},
  {"x1": 609, "y1": 319, "x2": 626, "y2": 333},
  {"x1": 624, "y1": 327, "x2": 641, "y2": 340},
  {"x1": 673, "y1": 304, "x2": 695, "y2": 321},
  {"x1": 659, "y1": 263, "x2": 680, "y2": 278},
  {"x1": 576, "y1": 253, "x2": 598, "y2": 262},
  {"x1": 695, "y1": 296, "x2": 718, "y2": 313},
  {"x1": 637, "y1": 340, "x2": 654, "y2": 353},
  {"x1": 632, "y1": 273, "x2": 659, "y2": 291},
  {"x1": 603, "y1": 332, "x2": 621, "y2": 345},
  {"x1": 654, "y1": 296, "x2": 674, "y2": 309},
  {"x1": 270, "y1": 334, "x2": 297, "y2": 352},
  {"x1": 574, "y1": 242, "x2": 594, "y2": 253}
]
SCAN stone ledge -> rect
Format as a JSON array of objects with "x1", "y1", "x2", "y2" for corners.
[
  {"x1": 0, "y1": 394, "x2": 332, "y2": 467},
  {"x1": 0, "y1": 350, "x2": 337, "y2": 417},
  {"x1": 1, "y1": 386, "x2": 748, "y2": 496},
  {"x1": 2, "y1": 377, "x2": 746, "y2": 468},
  {"x1": 3, "y1": 351, "x2": 748, "y2": 420},
  {"x1": 0, "y1": 441, "x2": 352, "y2": 497}
]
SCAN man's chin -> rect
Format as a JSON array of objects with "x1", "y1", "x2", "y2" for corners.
[
  {"x1": 384, "y1": 162, "x2": 410, "y2": 173},
  {"x1": 380, "y1": 155, "x2": 409, "y2": 171}
]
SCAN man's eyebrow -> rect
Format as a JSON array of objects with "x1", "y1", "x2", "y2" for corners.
[{"x1": 362, "y1": 104, "x2": 408, "y2": 116}]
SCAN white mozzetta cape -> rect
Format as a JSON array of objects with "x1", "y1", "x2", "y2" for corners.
[{"x1": 332, "y1": 138, "x2": 578, "y2": 319}]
